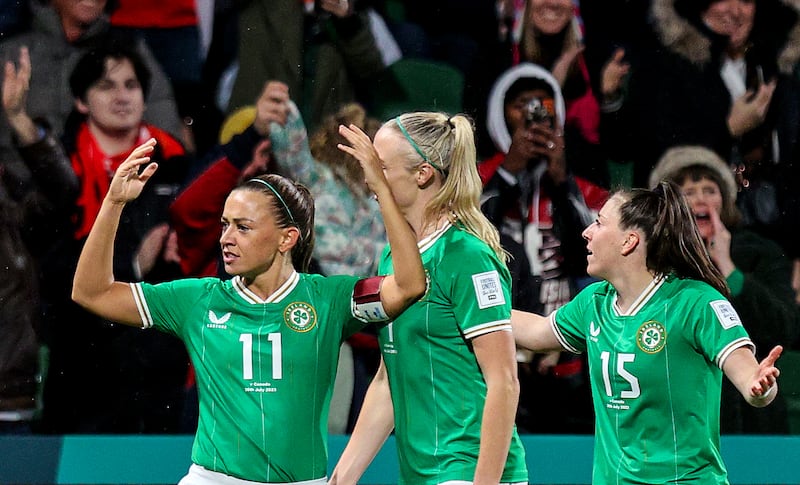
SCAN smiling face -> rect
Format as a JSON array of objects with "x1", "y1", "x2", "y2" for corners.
[
  {"x1": 219, "y1": 189, "x2": 291, "y2": 279},
  {"x1": 678, "y1": 176, "x2": 722, "y2": 241},
  {"x1": 76, "y1": 58, "x2": 145, "y2": 139},
  {"x1": 529, "y1": 0, "x2": 574, "y2": 35},
  {"x1": 702, "y1": 0, "x2": 756, "y2": 42}
]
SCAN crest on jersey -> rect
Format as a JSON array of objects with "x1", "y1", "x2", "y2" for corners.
[
  {"x1": 284, "y1": 302, "x2": 317, "y2": 332},
  {"x1": 636, "y1": 320, "x2": 666, "y2": 354}
]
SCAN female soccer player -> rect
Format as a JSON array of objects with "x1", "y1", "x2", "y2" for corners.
[
  {"x1": 331, "y1": 112, "x2": 529, "y2": 485},
  {"x1": 511, "y1": 181, "x2": 783, "y2": 484},
  {"x1": 71, "y1": 133, "x2": 426, "y2": 484}
]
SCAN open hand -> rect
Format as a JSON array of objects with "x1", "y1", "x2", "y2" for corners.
[
  {"x1": 107, "y1": 138, "x2": 158, "y2": 204},
  {"x1": 750, "y1": 345, "x2": 782, "y2": 398},
  {"x1": 337, "y1": 124, "x2": 388, "y2": 199}
]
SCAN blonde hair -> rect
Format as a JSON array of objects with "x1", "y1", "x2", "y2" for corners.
[
  {"x1": 390, "y1": 112, "x2": 508, "y2": 263},
  {"x1": 519, "y1": 3, "x2": 581, "y2": 70},
  {"x1": 309, "y1": 103, "x2": 381, "y2": 201}
]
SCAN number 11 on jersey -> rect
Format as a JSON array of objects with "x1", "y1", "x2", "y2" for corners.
[{"x1": 240, "y1": 333, "x2": 283, "y2": 380}]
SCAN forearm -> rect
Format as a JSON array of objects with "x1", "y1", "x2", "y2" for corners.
[
  {"x1": 474, "y1": 375, "x2": 518, "y2": 484},
  {"x1": 7, "y1": 112, "x2": 39, "y2": 146},
  {"x1": 377, "y1": 185, "x2": 425, "y2": 315},
  {"x1": 332, "y1": 367, "x2": 395, "y2": 484},
  {"x1": 510, "y1": 310, "x2": 562, "y2": 352}
]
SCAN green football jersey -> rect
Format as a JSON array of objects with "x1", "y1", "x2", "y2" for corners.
[
  {"x1": 377, "y1": 222, "x2": 528, "y2": 485},
  {"x1": 132, "y1": 272, "x2": 365, "y2": 482},
  {"x1": 552, "y1": 274, "x2": 754, "y2": 485}
]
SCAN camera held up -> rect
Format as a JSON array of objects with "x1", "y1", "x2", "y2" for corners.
[{"x1": 524, "y1": 97, "x2": 553, "y2": 128}]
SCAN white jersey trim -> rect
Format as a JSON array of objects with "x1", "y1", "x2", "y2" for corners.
[
  {"x1": 418, "y1": 221, "x2": 452, "y2": 253},
  {"x1": 613, "y1": 274, "x2": 665, "y2": 316},
  {"x1": 130, "y1": 282, "x2": 152, "y2": 328},
  {"x1": 463, "y1": 320, "x2": 511, "y2": 340},
  {"x1": 716, "y1": 337, "x2": 755, "y2": 369},
  {"x1": 233, "y1": 271, "x2": 299, "y2": 304},
  {"x1": 549, "y1": 310, "x2": 581, "y2": 354}
]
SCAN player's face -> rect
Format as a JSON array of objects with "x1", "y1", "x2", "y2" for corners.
[
  {"x1": 529, "y1": 0, "x2": 574, "y2": 35},
  {"x1": 220, "y1": 189, "x2": 291, "y2": 278},
  {"x1": 679, "y1": 176, "x2": 723, "y2": 241},
  {"x1": 582, "y1": 195, "x2": 626, "y2": 279},
  {"x1": 373, "y1": 126, "x2": 420, "y2": 210},
  {"x1": 76, "y1": 58, "x2": 145, "y2": 139}
]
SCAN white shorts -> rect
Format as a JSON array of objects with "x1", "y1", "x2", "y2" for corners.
[
  {"x1": 439, "y1": 482, "x2": 527, "y2": 485},
  {"x1": 178, "y1": 464, "x2": 327, "y2": 485}
]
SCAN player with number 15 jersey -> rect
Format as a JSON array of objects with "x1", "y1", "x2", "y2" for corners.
[{"x1": 552, "y1": 274, "x2": 753, "y2": 484}]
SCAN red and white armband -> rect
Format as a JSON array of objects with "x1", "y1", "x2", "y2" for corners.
[{"x1": 352, "y1": 276, "x2": 389, "y2": 322}]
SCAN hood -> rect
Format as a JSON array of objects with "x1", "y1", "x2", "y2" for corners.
[
  {"x1": 486, "y1": 63, "x2": 566, "y2": 154},
  {"x1": 651, "y1": 0, "x2": 800, "y2": 73},
  {"x1": 649, "y1": 145, "x2": 737, "y2": 210}
]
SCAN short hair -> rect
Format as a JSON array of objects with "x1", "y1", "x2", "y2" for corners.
[{"x1": 69, "y1": 39, "x2": 151, "y2": 101}]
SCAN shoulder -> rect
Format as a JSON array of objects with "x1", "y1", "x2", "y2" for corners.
[{"x1": 664, "y1": 276, "x2": 726, "y2": 304}]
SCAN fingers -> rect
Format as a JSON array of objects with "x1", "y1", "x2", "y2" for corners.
[
  {"x1": 763, "y1": 345, "x2": 784, "y2": 367},
  {"x1": 18, "y1": 46, "x2": 31, "y2": 83}
]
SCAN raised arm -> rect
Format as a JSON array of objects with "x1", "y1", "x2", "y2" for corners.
[
  {"x1": 511, "y1": 309, "x2": 564, "y2": 352},
  {"x1": 72, "y1": 139, "x2": 159, "y2": 326},
  {"x1": 329, "y1": 358, "x2": 395, "y2": 485},
  {"x1": 337, "y1": 124, "x2": 426, "y2": 317},
  {"x1": 723, "y1": 345, "x2": 783, "y2": 408}
]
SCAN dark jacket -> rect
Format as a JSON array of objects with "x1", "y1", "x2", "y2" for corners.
[
  {"x1": 0, "y1": 133, "x2": 78, "y2": 419},
  {"x1": 603, "y1": 0, "x2": 800, "y2": 189}
]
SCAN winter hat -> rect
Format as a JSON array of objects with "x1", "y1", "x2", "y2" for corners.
[{"x1": 649, "y1": 145, "x2": 737, "y2": 209}]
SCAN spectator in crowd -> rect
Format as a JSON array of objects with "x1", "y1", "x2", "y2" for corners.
[
  {"x1": 502, "y1": 0, "x2": 630, "y2": 187},
  {"x1": 108, "y1": 0, "x2": 216, "y2": 156},
  {"x1": 38, "y1": 41, "x2": 191, "y2": 434},
  {"x1": 650, "y1": 145, "x2": 799, "y2": 434},
  {"x1": 1, "y1": 45, "x2": 78, "y2": 434},
  {"x1": 713, "y1": 0, "x2": 800, "y2": 305},
  {"x1": 479, "y1": 62, "x2": 607, "y2": 433},
  {"x1": 227, "y1": 0, "x2": 386, "y2": 131},
  {"x1": 602, "y1": 0, "x2": 780, "y2": 187},
  {"x1": 0, "y1": 0, "x2": 182, "y2": 169}
]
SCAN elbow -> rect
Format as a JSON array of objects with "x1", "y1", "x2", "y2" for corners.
[{"x1": 71, "y1": 284, "x2": 89, "y2": 309}]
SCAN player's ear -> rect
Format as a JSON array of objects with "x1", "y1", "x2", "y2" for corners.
[
  {"x1": 280, "y1": 227, "x2": 300, "y2": 253},
  {"x1": 621, "y1": 231, "x2": 640, "y2": 256}
]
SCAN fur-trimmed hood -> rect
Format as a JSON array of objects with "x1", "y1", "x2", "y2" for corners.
[{"x1": 651, "y1": 0, "x2": 800, "y2": 73}]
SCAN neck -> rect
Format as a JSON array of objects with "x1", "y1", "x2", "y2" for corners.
[
  {"x1": 245, "y1": 257, "x2": 296, "y2": 300},
  {"x1": 61, "y1": 18, "x2": 89, "y2": 43},
  {"x1": 88, "y1": 123, "x2": 140, "y2": 157},
  {"x1": 611, "y1": 268, "x2": 658, "y2": 314}
]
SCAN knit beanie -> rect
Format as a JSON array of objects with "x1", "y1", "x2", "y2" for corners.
[{"x1": 649, "y1": 145, "x2": 737, "y2": 210}]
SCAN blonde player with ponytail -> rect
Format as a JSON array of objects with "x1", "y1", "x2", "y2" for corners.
[{"x1": 331, "y1": 112, "x2": 528, "y2": 485}]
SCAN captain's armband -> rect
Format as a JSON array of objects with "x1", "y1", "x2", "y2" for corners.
[{"x1": 352, "y1": 276, "x2": 389, "y2": 322}]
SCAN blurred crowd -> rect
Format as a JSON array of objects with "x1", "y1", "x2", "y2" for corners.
[{"x1": 1, "y1": 0, "x2": 799, "y2": 436}]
